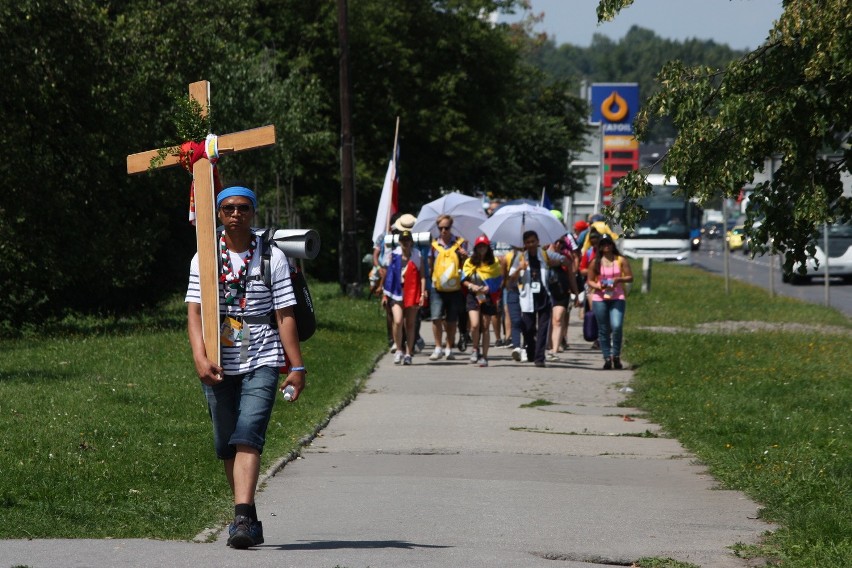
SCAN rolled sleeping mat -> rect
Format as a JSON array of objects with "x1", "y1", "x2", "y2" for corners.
[{"x1": 271, "y1": 229, "x2": 321, "y2": 260}]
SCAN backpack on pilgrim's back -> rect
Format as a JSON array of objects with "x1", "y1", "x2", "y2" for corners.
[
  {"x1": 220, "y1": 227, "x2": 319, "y2": 342},
  {"x1": 431, "y1": 237, "x2": 464, "y2": 292}
]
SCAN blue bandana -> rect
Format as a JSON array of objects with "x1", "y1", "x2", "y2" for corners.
[{"x1": 216, "y1": 186, "x2": 257, "y2": 210}]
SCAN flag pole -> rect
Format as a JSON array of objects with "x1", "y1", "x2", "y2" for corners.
[
  {"x1": 385, "y1": 116, "x2": 401, "y2": 233},
  {"x1": 392, "y1": 116, "x2": 400, "y2": 170}
]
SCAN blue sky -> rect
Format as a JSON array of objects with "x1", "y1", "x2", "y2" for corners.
[{"x1": 502, "y1": 0, "x2": 784, "y2": 50}]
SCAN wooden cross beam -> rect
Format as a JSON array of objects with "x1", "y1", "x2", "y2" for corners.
[{"x1": 127, "y1": 80, "x2": 276, "y2": 367}]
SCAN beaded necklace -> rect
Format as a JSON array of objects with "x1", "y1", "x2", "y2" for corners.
[{"x1": 220, "y1": 234, "x2": 257, "y2": 305}]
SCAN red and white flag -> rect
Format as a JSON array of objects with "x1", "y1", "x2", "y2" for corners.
[{"x1": 372, "y1": 151, "x2": 399, "y2": 245}]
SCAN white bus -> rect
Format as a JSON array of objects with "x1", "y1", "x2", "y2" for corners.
[{"x1": 618, "y1": 175, "x2": 702, "y2": 263}]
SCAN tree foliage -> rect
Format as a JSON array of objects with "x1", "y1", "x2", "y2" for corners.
[
  {"x1": 527, "y1": 25, "x2": 747, "y2": 142},
  {"x1": 341, "y1": 1, "x2": 587, "y2": 207},
  {"x1": 0, "y1": 0, "x2": 589, "y2": 332},
  {"x1": 597, "y1": 0, "x2": 852, "y2": 274},
  {"x1": 0, "y1": 1, "x2": 136, "y2": 328}
]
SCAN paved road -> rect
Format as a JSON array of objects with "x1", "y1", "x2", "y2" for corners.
[
  {"x1": 693, "y1": 239, "x2": 852, "y2": 317},
  {"x1": 3, "y1": 319, "x2": 772, "y2": 568}
]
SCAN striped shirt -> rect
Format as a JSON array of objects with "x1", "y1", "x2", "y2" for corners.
[{"x1": 185, "y1": 245, "x2": 296, "y2": 375}]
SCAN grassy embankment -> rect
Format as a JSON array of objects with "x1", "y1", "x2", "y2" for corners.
[
  {"x1": 0, "y1": 282, "x2": 386, "y2": 539},
  {"x1": 625, "y1": 262, "x2": 851, "y2": 568}
]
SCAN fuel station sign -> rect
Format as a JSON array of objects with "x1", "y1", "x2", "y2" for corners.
[
  {"x1": 590, "y1": 83, "x2": 640, "y2": 135},
  {"x1": 590, "y1": 83, "x2": 641, "y2": 200}
]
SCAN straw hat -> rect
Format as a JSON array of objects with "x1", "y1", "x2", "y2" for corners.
[{"x1": 393, "y1": 213, "x2": 417, "y2": 232}]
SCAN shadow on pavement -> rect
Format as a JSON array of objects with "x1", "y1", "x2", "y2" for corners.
[{"x1": 265, "y1": 539, "x2": 452, "y2": 551}]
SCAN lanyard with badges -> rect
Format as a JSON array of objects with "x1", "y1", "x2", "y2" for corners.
[{"x1": 220, "y1": 236, "x2": 256, "y2": 362}]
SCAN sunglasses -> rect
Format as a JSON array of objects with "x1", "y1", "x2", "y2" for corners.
[
  {"x1": 438, "y1": 225, "x2": 452, "y2": 231},
  {"x1": 220, "y1": 204, "x2": 253, "y2": 214}
]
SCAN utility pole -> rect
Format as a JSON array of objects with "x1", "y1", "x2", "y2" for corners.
[
  {"x1": 338, "y1": 0, "x2": 360, "y2": 295},
  {"x1": 723, "y1": 198, "x2": 730, "y2": 295},
  {"x1": 767, "y1": 156, "x2": 775, "y2": 298}
]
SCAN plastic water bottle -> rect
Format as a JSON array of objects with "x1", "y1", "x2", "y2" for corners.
[{"x1": 281, "y1": 385, "x2": 296, "y2": 401}]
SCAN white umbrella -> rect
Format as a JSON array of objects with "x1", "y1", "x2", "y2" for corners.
[
  {"x1": 412, "y1": 192, "x2": 487, "y2": 243},
  {"x1": 478, "y1": 203, "x2": 566, "y2": 247}
]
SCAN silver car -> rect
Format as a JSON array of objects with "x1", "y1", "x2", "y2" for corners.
[{"x1": 783, "y1": 222, "x2": 852, "y2": 284}]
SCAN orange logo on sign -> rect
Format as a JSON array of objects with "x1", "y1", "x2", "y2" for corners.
[{"x1": 601, "y1": 91, "x2": 629, "y2": 122}]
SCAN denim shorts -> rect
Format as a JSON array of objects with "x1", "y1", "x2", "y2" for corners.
[
  {"x1": 429, "y1": 290, "x2": 464, "y2": 323},
  {"x1": 202, "y1": 365, "x2": 279, "y2": 459}
]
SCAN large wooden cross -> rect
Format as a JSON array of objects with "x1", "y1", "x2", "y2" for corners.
[{"x1": 127, "y1": 80, "x2": 276, "y2": 367}]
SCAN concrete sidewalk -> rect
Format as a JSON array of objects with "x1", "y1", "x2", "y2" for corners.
[{"x1": 3, "y1": 317, "x2": 771, "y2": 568}]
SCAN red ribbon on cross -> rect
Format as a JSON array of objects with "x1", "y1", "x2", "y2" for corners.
[{"x1": 179, "y1": 135, "x2": 223, "y2": 225}]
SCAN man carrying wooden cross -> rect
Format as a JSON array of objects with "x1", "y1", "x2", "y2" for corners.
[
  {"x1": 127, "y1": 81, "x2": 305, "y2": 549},
  {"x1": 187, "y1": 184, "x2": 305, "y2": 549}
]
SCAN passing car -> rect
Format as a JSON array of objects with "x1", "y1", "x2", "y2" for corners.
[
  {"x1": 727, "y1": 225, "x2": 746, "y2": 251},
  {"x1": 701, "y1": 222, "x2": 724, "y2": 240},
  {"x1": 742, "y1": 220, "x2": 763, "y2": 256},
  {"x1": 783, "y1": 222, "x2": 852, "y2": 284}
]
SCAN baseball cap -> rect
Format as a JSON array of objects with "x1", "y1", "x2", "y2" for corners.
[{"x1": 474, "y1": 235, "x2": 491, "y2": 247}]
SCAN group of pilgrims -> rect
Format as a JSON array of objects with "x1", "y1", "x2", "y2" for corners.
[{"x1": 371, "y1": 200, "x2": 633, "y2": 370}]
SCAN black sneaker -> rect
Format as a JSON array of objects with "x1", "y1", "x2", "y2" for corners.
[
  {"x1": 228, "y1": 515, "x2": 264, "y2": 549},
  {"x1": 251, "y1": 520, "x2": 264, "y2": 545},
  {"x1": 603, "y1": 358, "x2": 612, "y2": 370},
  {"x1": 613, "y1": 357, "x2": 623, "y2": 370}
]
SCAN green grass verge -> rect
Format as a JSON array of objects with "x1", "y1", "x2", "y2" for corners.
[
  {"x1": 0, "y1": 283, "x2": 386, "y2": 539},
  {"x1": 626, "y1": 263, "x2": 851, "y2": 568}
]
